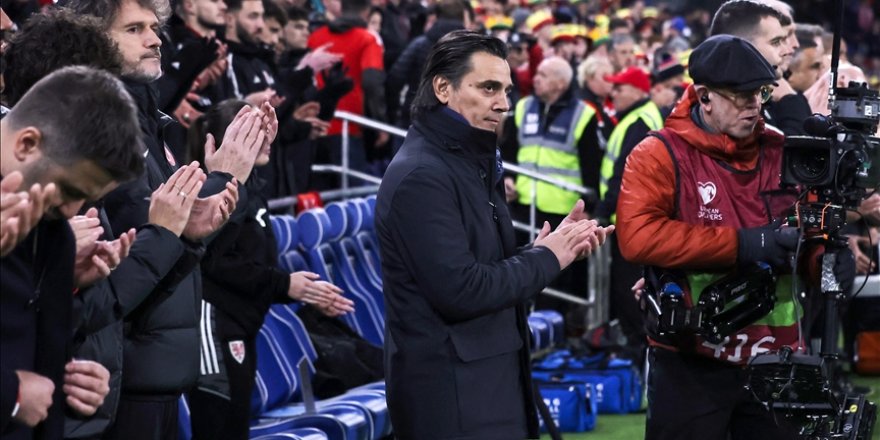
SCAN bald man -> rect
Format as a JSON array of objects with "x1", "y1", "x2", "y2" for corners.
[{"x1": 501, "y1": 56, "x2": 603, "y2": 330}]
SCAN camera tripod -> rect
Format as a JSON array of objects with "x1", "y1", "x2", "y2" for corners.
[{"x1": 747, "y1": 203, "x2": 876, "y2": 440}]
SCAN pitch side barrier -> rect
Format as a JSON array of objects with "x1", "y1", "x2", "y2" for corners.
[{"x1": 267, "y1": 110, "x2": 611, "y2": 329}]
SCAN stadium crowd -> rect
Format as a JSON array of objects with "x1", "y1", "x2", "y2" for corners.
[{"x1": 0, "y1": 0, "x2": 878, "y2": 438}]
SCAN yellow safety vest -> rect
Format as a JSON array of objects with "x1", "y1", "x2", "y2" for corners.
[
  {"x1": 514, "y1": 95, "x2": 596, "y2": 215},
  {"x1": 599, "y1": 100, "x2": 663, "y2": 223}
]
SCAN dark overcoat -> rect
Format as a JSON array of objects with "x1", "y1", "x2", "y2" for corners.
[{"x1": 376, "y1": 107, "x2": 560, "y2": 440}]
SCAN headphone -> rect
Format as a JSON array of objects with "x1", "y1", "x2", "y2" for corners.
[{"x1": 700, "y1": 94, "x2": 710, "y2": 104}]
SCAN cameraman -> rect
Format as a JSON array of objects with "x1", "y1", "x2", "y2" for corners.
[{"x1": 616, "y1": 35, "x2": 807, "y2": 439}]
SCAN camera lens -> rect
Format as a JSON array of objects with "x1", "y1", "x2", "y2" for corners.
[{"x1": 790, "y1": 152, "x2": 830, "y2": 184}]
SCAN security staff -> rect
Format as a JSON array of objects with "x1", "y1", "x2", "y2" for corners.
[
  {"x1": 501, "y1": 56, "x2": 602, "y2": 328},
  {"x1": 596, "y1": 66, "x2": 665, "y2": 355}
]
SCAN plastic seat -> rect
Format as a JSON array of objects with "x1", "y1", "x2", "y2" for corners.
[
  {"x1": 530, "y1": 310, "x2": 565, "y2": 347},
  {"x1": 527, "y1": 315, "x2": 550, "y2": 351},
  {"x1": 250, "y1": 414, "x2": 347, "y2": 440},
  {"x1": 251, "y1": 427, "x2": 329, "y2": 440},
  {"x1": 265, "y1": 305, "x2": 390, "y2": 438},
  {"x1": 178, "y1": 395, "x2": 193, "y2": 440},
  {"x1": 298, "y1": 208, "x2": 384, "y2": 345}
]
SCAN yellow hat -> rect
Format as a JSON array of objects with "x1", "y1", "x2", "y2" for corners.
[
  {"x1": 526, "y1": 9, "x2": 554, "y2": 32},
  {"x1": 485, "y1": 15, "x2": 514, "y2": 30},
  {"x1": 551, "y1": 24, "x2": 580, "y2": 43}
]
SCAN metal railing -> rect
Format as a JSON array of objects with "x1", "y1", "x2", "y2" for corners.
[{"x1": 271, "y1": 110, "x2": 611, "y2": 329}]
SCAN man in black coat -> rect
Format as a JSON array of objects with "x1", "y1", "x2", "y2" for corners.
[
  {"x1": 66, "y1": 0, "x2": 263, "y2": 436},
  {"x1": 0, "y1": 66, "x2": 145, "y2": 440},
  {"x1": 375, "y1": 31, "x2": 613, "y2": 440}
]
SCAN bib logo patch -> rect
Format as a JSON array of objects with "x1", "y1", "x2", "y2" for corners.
[
  {"x1": 697, "y1": 181, "x2": 717, "y2": 205},
  {"x1": 229, "y1": 340, "x2": 246, "y2": 364}
]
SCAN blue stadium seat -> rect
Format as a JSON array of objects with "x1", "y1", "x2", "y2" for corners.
[
  {"x1": 527, "y1": 315, "x2": 551, "y2": 351},
  {"x1": 263, "y1": 305, "x2": 391, "y2": 438},
  {"x1": 297, "y1": 208, "x2": 384, "y2": 345},
  {"x1": 251, "y1": 428, "x2": 329, "y2": 440},
  {"x1": 178, "y1": 395, "x2": 192, "y2": 440},
  {"x1": 530, "y1": 310, "x2": 565, "y2": 347},
  {"x1": 250, "y1": 414, "x2": 349, "y2": 440}
]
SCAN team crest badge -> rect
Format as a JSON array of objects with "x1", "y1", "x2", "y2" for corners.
[
  {"x1": 697, "y1": 181, "x2": 717, "y2": 205},
  {"x1": 229, "y1": 340, "x2": 246, "y2": 364}
]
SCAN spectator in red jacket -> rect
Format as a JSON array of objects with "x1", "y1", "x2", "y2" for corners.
[{"x1": 307, "y1": 0, "x2": 385, "y2": 190}]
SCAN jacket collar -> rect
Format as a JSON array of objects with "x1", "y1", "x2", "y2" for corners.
[
  {"x1": 328, "y1": 16, "x2": 367, "y2": 33},
  {"x1": 414, "y1": 106, "x2": 497, "y2": 159},
  {"x1": 664, "y1": 85, "x2": 782, "y2": 168}
]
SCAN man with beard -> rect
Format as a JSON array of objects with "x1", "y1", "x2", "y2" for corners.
[
  {"x1": 67, "y1": 0, "x2": 263, "y2": 436},
  {"x1": 158, "y1": 0, "x2": 231, "y2": 126},
  {"x1": 0, "y1": 66, "x2": 144, "y2": 440},
  {"x1": 221, "y1": 0, "x2": 283, "y2": 107}
]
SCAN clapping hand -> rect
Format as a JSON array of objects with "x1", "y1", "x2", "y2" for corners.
[
  {"x1": 149, "y1": 163, "x2": 205, "y2": 236},
  {"x1": 182, "y1": 179, "x2": 239, "y2": 240},
  {"x1": 205, "y1": 106, "x2": 265, "y2": 183},
  {"x1": 70, "y1": 208, "x2": 137, "y2": 287},
  {"x1": 1, "y1": 172, "x2": 56, "y2": 257},
  {"x1": 288, "y1": 271, "x2": 354, "y2": 315},
  {"x1": 558, "y1": 199, "x2": 615, "y2": 260}
]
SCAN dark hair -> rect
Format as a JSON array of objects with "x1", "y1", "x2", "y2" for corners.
[
  {"x1": 429, "y1": 0, "x2": 466, "y2": 21},
  {"x1": 341, "y1": 0, "x2": 370, "y2": 16},
  {"x1": 65, "y1": 0, "x2": 172, "y2": 28},
  {"x1": 286, "y1": 5, "x2": 309, "y2": 22},
  {"x1": 794, "y1": 23, "x2": 820, "y2": 49},
  {"x1": 2, "y1": 9, "x2": 124, "y2": 107},
  {"x1": 410, "y1": 30, "x2": 507, "y2": 120},
  {"x1": 608, "y1": 17, "x2": 629, "y2": 32},
  {"x1": 709, "y1": 0, "x2": 785, "y2": 39},
  {"x1": 186, "y1": 99, "x2": 249, "y2": 166},
  {"x1": 225, "y1": 0, "x2": 262, "y2": 12},
  {"x1": 263, "y1": 0, "x2": 288, "y2": 26},
  {"x1": 5, "y1": 66, "x2": 145, "y2": 182}
]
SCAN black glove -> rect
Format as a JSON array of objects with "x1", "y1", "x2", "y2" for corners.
[
  {"x1": 168, "y1": 37, "x2": 219, "y2": 83},
  {"x1": 736, "y1": 221, "x2": 800, "y2": 268},
  {"x1": 831, "y1": 247, "x2": 856, "y2": 296},
  {"x1": 317, "y1": 61, "x2": 354, "y2": 121}
]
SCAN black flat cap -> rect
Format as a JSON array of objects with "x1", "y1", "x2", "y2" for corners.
[{"x1": 689, "y1": 34, "x2": 778, "y2": 91}]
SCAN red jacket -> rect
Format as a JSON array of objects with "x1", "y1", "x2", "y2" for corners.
[
  {"x1": 617, "y1": 85, "x2": 782, "y2": 269},
  {"x1": 308, "y1": 22, "x2": 384, "y2": 136}
]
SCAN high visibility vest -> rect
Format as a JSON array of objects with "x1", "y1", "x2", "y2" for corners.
[
  {"x1": 514, "y1": 95, "x2": 596, "y2": 215},
  {"x1": 599, "y1": 100, "x2": 663, "y2": 223}
]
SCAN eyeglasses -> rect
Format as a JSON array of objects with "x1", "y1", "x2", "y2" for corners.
[{"x1": 710, "y1": 84, "x2": 774, "y2": 107}]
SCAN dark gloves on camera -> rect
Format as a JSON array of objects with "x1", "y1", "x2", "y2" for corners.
[
  {"x1": 827, "y1": 247, "x2": 856, "y2": 296},
  {"x1": 737, "y1": 221, "x2": 800, "y2": 268},
  {"x1": 316, "y1": 61, "x2": 354, "y2": 121}
]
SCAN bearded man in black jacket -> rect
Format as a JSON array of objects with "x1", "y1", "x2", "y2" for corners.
[
  {"x1": 66, "y1": 0, "x2": 271, "y2": 437},
  {"x1": 1, "y1": 66, "x2": 144, "y2": 440}
]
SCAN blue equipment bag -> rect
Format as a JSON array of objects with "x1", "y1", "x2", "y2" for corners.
[
  {"x1": 534, "y1": 350, "x2": 643, "y2": 414},
  {"x1": 534, "y1": 381, "x2": 597, "y2": 432}
]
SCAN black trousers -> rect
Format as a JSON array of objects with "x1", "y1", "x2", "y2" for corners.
[
  {"x1": 609, "y1": 234, "x2": 645, "y2": 341},
  {"x1": 188, "y1": 306, "x2": 257, "y2": 440},
  {"x1": 646, "y1": 348, "x2": 800, "y2": 440},
  {"x1": 102, "y1": 393, "x2": 178, "y2": 440}
]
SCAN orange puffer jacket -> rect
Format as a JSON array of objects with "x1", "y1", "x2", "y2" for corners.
[{"x1": 616, "y1": 85, "x2": 784, "y2": 269}]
